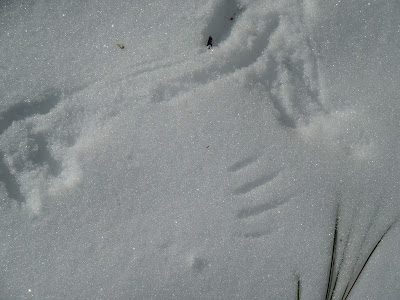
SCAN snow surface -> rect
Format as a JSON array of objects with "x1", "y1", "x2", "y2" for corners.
[{"x1": 1, "y1": 0, "x2": 400, "y2": 299}]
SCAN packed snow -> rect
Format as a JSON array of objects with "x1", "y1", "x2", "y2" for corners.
[{"x1": 1, "y1": 0, "x2": 400, "y2": 299}]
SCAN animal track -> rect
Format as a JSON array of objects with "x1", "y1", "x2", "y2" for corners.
[
  {"x1": 201, "y1": 0, "x2": 245, "y2": 47},
  {"x1": 0, "y1": 151, "x2": 24, "y2": 204},
  {"x1": 0, "y1": 129, "x2": 62, "y2": 206},
  {"x1": 150, "y1": 6, "x2": 280, "y2": 103},
  {"x1": 26, "y1": 132, "x2": 62, "y2": 177},
  {"x1": 228, "y1": 154, "x2": 288, "y2": 239},
  {"x1": 0, "y1": 88, "x2": 62, "y2": 205},
  {"x1": 0, "y1": 88, "x2": 61, "y2": 135},
  {"x1": 249, "y1": 4, "x2": 327, "y2": 128},
  {"x1": 227, "y1": 156, "x2": 258, "y2": 173},
  {"x1": 264, "y1": 50, "x2": 326, "y2": 128},
  {"x1": 234, "y1": 194, "x2": 293, "y2": 239},
  {"x1": 236, "y1": 196, "x2": 292, "y2": 219},
  {"x1": 233, "y1": 170, "x2": 280, "y2": 195},
  {"x1": 147, "y1": 0, "x2": 327, "y2": 129}
]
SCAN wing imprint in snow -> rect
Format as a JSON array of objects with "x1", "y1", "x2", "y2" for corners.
[
  {"x1": 233, "y1": 170, "x2": 280, "y2": 195},
  {"x1": 227, "y1": 156, "x2": 258, "y2": 173},
  {"x1": 243, "y1": 2, "x2": 328, "y2": 128},
  {"x1": 236, "y1": 196, "x2": 292, "y2": 220}
]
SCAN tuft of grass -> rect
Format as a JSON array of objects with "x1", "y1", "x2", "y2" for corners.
[
  {"x1": 325, "y1": 210, "x2": 339, "y2": 300},
  {"x1": 340, "y1": 222, "x2": 395, "y2": 300},
  {"x1": 297, "y1": 206, "x2": 396, "y2": 300}
]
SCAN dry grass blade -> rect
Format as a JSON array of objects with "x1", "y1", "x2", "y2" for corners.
[
  {"x1": 325, "y1": 209, "x2": 339, "y2": 300},
  {"x1": 296, "y1": 206, "x2": 396, "y2": 300},
  {"x1": 297, "y1": 276, "x2": 300, "y2": 300},
  {"x1": 341, "y1": 221, "x2": 396, "y2": 300},
  {"x1": 329, "y1": 223, "x2": 352, "y2": 300}
]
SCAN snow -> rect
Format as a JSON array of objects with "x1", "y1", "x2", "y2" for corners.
[{"x1": 1, "y1": 0, "x2": 400, "y2": 298}]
